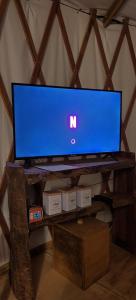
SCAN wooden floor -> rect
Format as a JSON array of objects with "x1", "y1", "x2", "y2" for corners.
[{"x1": 1, "y1": 244, "x2": 136, "y2": 300}]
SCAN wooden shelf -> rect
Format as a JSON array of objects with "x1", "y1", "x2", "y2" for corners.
[
  {"x1": 112, "y1": 194, "x2": 136, "y2": 208},
  {"x1": 7, "y1": 151, "x2": 135, "y2": 185},
  {"x1": 6, "y1": 151, "x2": 136, "y2": 300},
  {"x1": 29, "y1": 201, "x2": 106, "y2": 231},
  {"x1": 95, "y1": 193, "x2": 136, "y2": 209}
]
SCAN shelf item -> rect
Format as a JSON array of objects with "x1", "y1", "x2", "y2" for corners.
[
  {"x1": 29, "y1": 206, "x2": 43, "y2": 224},
  {"x1": 60, "y1": 187, "x2": 77, "y2": 211},
  {"x1": 43, "y1": 191, "x2": 62, "y2": 216},
  {"x1": 76, "y1": 186, "x2": 92, "y2": 208}
]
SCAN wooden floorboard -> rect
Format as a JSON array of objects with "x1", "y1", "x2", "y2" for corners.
[
  {"x1": 99, "y1": 245, "x2": 136, "y2": 300},
  {"x1": 0, "y1": 245, "x2": 136, "y2": 300}
]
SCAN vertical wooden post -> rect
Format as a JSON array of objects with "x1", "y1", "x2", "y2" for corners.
[
  {"x1": 114, "y1": 167, "x2": 135, "y2": 194},
  {"x1": 6, "y1": 163, "x2": 34, "y2": 300},
  {"x1": 112, "y1": 166, "x2": 136, "y2": 253}
]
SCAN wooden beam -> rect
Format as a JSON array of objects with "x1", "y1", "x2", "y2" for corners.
[
  {"x1": 30, "y1": 1, "x2": 58, "y2": 84},
  {"x1": 0, "y1": 73, "x2": 13, "y2": 124},
  {"x1": 57, "y1": 5, "x2": 81, "y2": 88},
  {"x1": 125, "y1": 23, "x2": 136, "y2": 76},
  {"x1": 0, "y1": 210, "x2": 10, "y2": 247},
  {"x1": 124, "y1": 87, "x2": 136, "y2": 130},
  {"x1": 94, "y1": 20, "x2": 113, "y2": 89},
  {"x1": 103, "y1": 0, "x2": 127, "y2": 27},
  {"x1": 14, "y1": 0, "x2": 46, "y2": 85},
  {"x1": 104, "y1": 21, "x2": 127, "y2": 89},
  {"x1": 0, "y1": 144, "x2": 13, "y2": 207},
  {"x1": 70, "y1": 9, "x2": 96, "y2": 87},
  {"x1": 0, "y1": 0, "x2": 10, "y2": 36},
  {"x1": 94, "y1": 19, "x2": 129, "y2": 152}
]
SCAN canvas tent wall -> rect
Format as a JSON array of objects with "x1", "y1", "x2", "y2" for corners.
[{"x1": 0, "y1": 0, "x2": 136, "y2": 267}]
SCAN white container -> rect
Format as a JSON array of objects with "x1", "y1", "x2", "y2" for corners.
[
  {"x1": 76, "y1": 186, "x2": 92, "y2": 208},
  {"x1": 61, "y1": 188, "x2": 76, "y2": 211},
  {"x1": 43, "y1": 191, "x2": 62, "y2": 215}
]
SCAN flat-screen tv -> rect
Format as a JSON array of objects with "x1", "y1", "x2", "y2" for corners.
[{"x1": 12, "y1": 83, "x2": 122, "y2": 160}]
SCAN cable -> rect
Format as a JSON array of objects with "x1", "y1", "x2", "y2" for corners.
[{"x1": 51, "y1": 0, "x2": 136, "y2": 28}]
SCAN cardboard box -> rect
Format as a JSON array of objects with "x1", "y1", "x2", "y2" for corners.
[
  {"x1": 43, "y1": 191, "x2": 62, "y2": 215},
  {"x1": 77, "y1": 186, "x2": 92, "y2": 208},
  {"x1": 53, "y1": 218, "x2": 110, "y2": 289},
  {"x1": 61, "y1": 188, "x2": 76, "y2": 211}
]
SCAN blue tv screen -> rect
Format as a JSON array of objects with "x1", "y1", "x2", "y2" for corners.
[{"x1": 12, "y1": 84, "x2": 122, "y2": 159}]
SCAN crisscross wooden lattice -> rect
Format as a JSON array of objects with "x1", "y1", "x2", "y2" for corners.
[{"x1": 0, "y1": 0, "x2": 136, "y2": 248}]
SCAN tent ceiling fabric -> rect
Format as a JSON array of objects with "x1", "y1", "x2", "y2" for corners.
[{"x1": 65, "y1": 0, "x2": 136, "y2": 22}]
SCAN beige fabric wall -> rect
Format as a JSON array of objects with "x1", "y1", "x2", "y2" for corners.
[{"x1": 0, "y1": 0, "x2": 136, "y2": 266}]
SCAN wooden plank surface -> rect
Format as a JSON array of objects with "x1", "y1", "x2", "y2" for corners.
[
  {"x1": 29, "y1": 201, "x2": 106, "y2": 231},
  {"x1": 99, "y1": 245, "x2": 136, "y2": 299},
  {"x1": 1, "y1": 245, "x2": 136, "y2": 300},
  {"x1": 99, "y1": 193, "x2": 136, "y2": 208},
  {"x1": 31, "y1": 244, "x2": 133, "y2": 300},
  {"x1": 7, "y1": 152, "x2": 135, "y2": 185}
]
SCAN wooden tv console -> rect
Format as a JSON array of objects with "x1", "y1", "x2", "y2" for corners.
[{"x1": 6, "y1": 151, "x2": 136, "y2": 300}]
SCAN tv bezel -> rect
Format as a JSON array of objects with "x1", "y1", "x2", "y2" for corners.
[{"x1": 12, "y1": 83, "x2": 122, "y2": 160}]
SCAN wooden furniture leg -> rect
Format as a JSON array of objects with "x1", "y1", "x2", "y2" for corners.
[{"x1": 7, "y1": 164, "x2": 34, "y2": 300}]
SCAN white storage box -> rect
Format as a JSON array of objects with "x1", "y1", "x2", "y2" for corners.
[
  {"x1": 76, "y1": 186, "x2": 92, "y2": 208},
  {"x1": 61, "y1": 188, "x2": 76, "y2": 211},
  {"x1": 43, "y1": 191, "x2": 62, "y2": 215}
]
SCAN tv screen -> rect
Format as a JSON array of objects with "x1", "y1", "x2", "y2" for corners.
[{"x1": 12, "y1": 84, "x2": 122, "y2": 159}]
